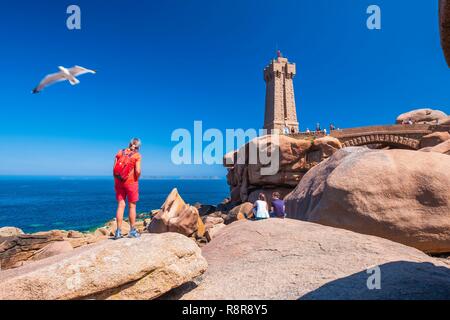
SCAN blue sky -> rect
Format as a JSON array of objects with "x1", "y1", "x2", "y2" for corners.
[{"x1": 0, "y1": 0, "x2": 448, "y2": 176}]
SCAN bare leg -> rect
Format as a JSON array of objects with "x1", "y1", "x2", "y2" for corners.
[
  {"x1": 116, "y1": 200, "x2": 126, "y2": 230},
  {"x1": 129, "y1": 202, "x2": 137, "y2": 229}
]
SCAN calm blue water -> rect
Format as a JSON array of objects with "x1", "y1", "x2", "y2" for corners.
[{"x1": 0, "y1": 177, "x2": 229, "y2": 233}]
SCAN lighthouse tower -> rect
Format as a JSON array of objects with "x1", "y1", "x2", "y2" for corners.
[{"x1": 263, "y1": 51, "x2": 299, "y2": 134}]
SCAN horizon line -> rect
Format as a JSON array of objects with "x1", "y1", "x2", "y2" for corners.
[{"x1": 0, "y1": 175, "x2": 226, "y2": 180}]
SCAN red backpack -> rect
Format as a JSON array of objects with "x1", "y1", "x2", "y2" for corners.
[{"x1": 114, "y1": 149, "x2": 137, "y2": 182}]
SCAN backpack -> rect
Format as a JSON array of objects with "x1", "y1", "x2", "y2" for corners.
[{"x1": 114, "y1": 149, "x2": 137, "y2": 182}]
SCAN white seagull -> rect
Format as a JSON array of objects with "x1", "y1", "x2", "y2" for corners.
[{"x1": 32, "y1": 65, "x2": 96, "y2": 94}]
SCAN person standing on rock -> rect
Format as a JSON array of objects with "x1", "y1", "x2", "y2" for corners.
[
  {"x1": 113, "y1": 138, "x2": 142, "y2": 239},
  {"x1": 253, "y1": 193, "x2": 270, "y2": 220},
  {"x1": 330, "y1": 123, "x2": 335, "y2": 132}
]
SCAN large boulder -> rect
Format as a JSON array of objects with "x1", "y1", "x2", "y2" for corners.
[
  {"x1": 0, "y1": 233, "x2": 207, "y2": 300},
  {"x1": 246, "y1": 135, "x2": 311, "y2": 187},
  {"x1": 224, "y1": 134, "x2": 342, "y2": 202},
  {"x1": 225, "y1": 202, "x2": 254, "y2": 224},
  {"x1": 285, "y1": 147, "x2": 450, "y2": 254},
  {"x1": 175, "y1": 219, "x2": 450, "y2": 300},
  {"x1": 419, "y1": 131, "x2": 450, "y2": 148},
  {"x1": 0, "y1": 227, "x2": 24, "y2": 238},
  {"x1": 147, "y1": 188, "x2": 204, "y2": 237},
  {"x1": 396, "y1": 108, "x2": 448, "y2": 124},
  {"x1": 311, "y1": 136, "x2": 343, "y2": 159}
]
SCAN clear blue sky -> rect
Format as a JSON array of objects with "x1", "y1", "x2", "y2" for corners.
[{"x1": 0, "y1": 0, "x2": 448, "y2": 176}]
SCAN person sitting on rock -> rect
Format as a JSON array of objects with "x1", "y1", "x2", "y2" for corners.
[
  {"x1": 270, "y1": 192, "x2": 286, "y2": 218},
  {"x1": 253, "y1": 193, "x2": 270, "y2": 220},
  {"x1": 113, "y1": 138, "x2": 142, "y2": 239}
]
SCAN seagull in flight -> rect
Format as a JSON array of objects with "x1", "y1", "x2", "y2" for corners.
[{"x1": 32, "y1": 66, "x2": 96, "y2": 94}]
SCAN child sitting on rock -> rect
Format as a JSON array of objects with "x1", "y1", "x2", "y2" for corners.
[
  {"x1": 253, "y1": 193, "x2": 270, "y2": 220},
  {"x1": 270, "y1": 192, "x2": 286, "y2": 218}
]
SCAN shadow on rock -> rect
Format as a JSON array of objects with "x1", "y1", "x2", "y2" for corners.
[{"x1": 299, "y1": 261, "x2": 450, "y2": 300}]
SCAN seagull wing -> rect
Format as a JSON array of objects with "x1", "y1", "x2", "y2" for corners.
[
  {"x1": 32, "y1": 72, "x2": 66, "y2": 93},
  {"x1": 68, "y1": 66, "x2": 96, "y2": 77}
]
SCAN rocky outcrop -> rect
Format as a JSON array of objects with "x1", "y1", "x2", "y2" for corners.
[
  {"x1": 225, "y1": 202, "x2": 254, "y2": 224},
  {"x1": 65, "y1": 233, "x2": 107, "y2": 248},
  {"x1": 224, "y1": 134, "x2": 342, "y2": 203},
  {"x1": 420, "y1": 139, "x2": 450, "y2": 155},
  {"x1": 193, "y1": 203, "x2": 217, "y2": 217},
  {"x1": 34, "y1": 229, "x2": 107, "y2": 249},
  {"x1": 441, "y1": 115, "x2": 450, "y2": 125},
  {"x1": 396, "y1": 108, "x2": 448, "y2": 124},
  {"x1": 174, "y1": 219, "x2": 450, "y2": 300},
  {"x1": 0, "y1": 227, "x2": 111, "y2": 270},
  {"x1": 419, "y1": 131, "x2": 450, "y2": 148},
  {"x1": 0, "y1": 233, "x2": 207, "y2": 300},
  {"x1": 202, "y1": 216, "x2": 226, "y2": 241},
  {"x1": 205, "y1": 223, "x2": 226, "y2": 241},
  {"x1": 0, "y1": 227, "x2": 24, "y2": 238},
  {"x1": 0, "y1": 234, "x2": 65, "y2": 270},
  {"x1": 285, "y1": 147, "x2": 450, "y2": 254},
  {"x1": 203, "y1": 216, "x2": 224, "y2": 229},
  {"x1": 441, "y1": 0, "x2": 450, "y2": 67},
  {"x1": 147, "y1": 188, "x2": 205, "y2": 238},
  {"x1": 31, "y1": 241, "x2": 73, "y2": 261},
  {"x1": 310, "y1": 136, "x2": 343, "y2": 158}
]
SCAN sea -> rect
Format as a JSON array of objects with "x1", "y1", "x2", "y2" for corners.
[{"x1": 0, "y1": 177, "x2": 229, "y2": 234}]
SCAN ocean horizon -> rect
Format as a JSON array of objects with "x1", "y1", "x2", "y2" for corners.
[{"x1": 0, "y1": 177, "x2": 229, "y2": 234}]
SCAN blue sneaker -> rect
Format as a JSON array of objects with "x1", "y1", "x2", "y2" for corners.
[
  {"x1": 128, "y1": 228, "x2": 141, "y2": 238},
  {"x1": 113, "y1": 228, "x2": 122, "y2": 240}
]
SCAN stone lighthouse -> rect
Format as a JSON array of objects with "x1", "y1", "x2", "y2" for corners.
[{"x1": 263, "y1": 51, "x2": 299, "y2": 133}]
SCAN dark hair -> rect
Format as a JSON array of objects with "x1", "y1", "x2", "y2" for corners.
[{"x1": 258, "y1": 193, "x2": 267, "y2": 202}]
